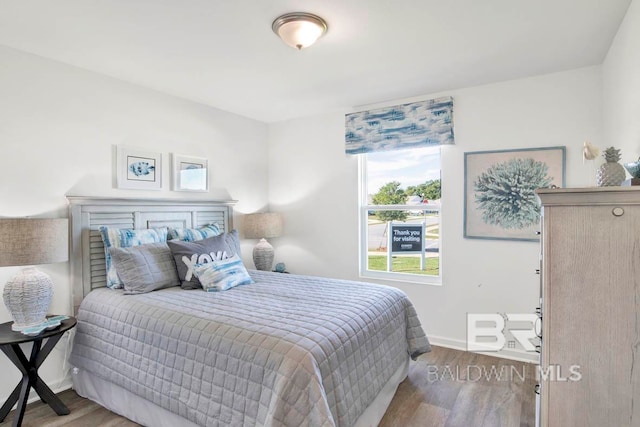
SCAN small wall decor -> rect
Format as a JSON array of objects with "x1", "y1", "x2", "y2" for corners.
[
  {"x1": 464, "y1": 146, "x2": 565, "y2": 241},
  {"x1": 172, "y1": 154, "x2": 209, "y2": 192},
  {"x1": 116, "y1": 145, "x2": 162, "y2": 190}
]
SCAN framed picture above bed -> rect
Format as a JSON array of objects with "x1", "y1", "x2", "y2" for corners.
[
  {"x1": 464, "y1": 146, "x2": 566, "y2": 241},
  {"x1": 116, "y1": 145, "x2": 162, "y2": 190},
  {"x1": 171, "y1": 154, "x2": 209, "y2": 192}
]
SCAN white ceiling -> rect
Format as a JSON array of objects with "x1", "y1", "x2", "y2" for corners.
[{"x1": 0, "y1": 0, "x2": 631, "y2": 123}]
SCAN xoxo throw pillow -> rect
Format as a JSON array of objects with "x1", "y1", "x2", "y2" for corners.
[{"x1": 167, "y1": 231, "x2": 239, "y2": 289}]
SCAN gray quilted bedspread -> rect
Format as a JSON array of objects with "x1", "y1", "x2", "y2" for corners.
[{"x1": 70, "y1": 271, "x2": 430, "y2": 427}]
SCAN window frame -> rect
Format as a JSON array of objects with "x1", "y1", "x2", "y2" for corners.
[{"x1": 358, "y1": 154, "x2": 442, "y2": 286}]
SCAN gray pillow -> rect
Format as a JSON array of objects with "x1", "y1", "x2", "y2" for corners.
[
  {"x1": 167, "y1": 230, "x2": 240, "y2": 290},
  {"x1": 110, "y1": 242, "x2": 180, "y2": 295},
  {"x1": 225, "y1": 229, "x2": 241, "y2": 257}
]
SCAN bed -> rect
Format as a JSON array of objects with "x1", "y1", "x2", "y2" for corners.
[{"x1": 67, "y1": 196, "x2": 430, "y2": 427}]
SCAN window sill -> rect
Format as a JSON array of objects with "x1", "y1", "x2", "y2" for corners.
[{"x1": 359, "y1": 270, "x2": 442, "y2": 286}]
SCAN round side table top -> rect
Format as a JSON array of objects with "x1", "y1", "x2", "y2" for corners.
[{"x1": 0, "y1": 317, "x2": 77, "y2": 345}]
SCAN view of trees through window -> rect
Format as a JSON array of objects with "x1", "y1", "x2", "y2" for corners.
[{"x1": 362, "y1": 146, "x2": 441, "y2": 280}]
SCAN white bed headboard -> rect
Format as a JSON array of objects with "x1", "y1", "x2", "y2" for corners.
[{"x1": 67, "y1": 196, "x2": 236, "y2": 312}]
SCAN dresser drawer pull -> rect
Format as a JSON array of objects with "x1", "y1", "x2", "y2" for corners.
[
  {"x1": 535, "y1": 345, "x2": 541, "y2": 353},
  {"x1": 535, "y1": 384, "x2": 540, "y2": 395},
  {"x1": 535, "y1": 269, "x2": 540, "y2": 275},
  {"x1": 612, "y1": 207, "x2": 625, "y2": 217}
]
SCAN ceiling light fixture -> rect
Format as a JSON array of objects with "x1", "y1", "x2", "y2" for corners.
[{"x1": 272, "y1": 12, "x2": 328, "y2": 50}]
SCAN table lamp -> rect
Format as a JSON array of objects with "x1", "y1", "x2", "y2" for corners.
[
  {"x1": 0, "y1": 218, "x2": 68, "y2": 331},
  {"x1": 244, "y1": 213, "x2": 283, "y2": 271}
]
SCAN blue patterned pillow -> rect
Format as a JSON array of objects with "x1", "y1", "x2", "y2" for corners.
[
  {"x1": 168, "y1": 223, "x2": 221, "y2": 242},
  {"x1": 99, "y1": 226, "x2": 169, "y2": 289},
  {"x1": 193, "y1": 255, "x2": 254, "y2": 292}
]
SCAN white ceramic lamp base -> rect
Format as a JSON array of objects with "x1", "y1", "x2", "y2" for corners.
[
  {"x1": 253, "y1": 238, "x2": 275, "y2": 271},
  {"x1": 3, "y1": 267, "x2": 53, "y2": 331}
]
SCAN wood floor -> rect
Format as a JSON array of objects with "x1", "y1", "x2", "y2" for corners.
[
  {"x1": 379, "y1": 346, "x2": 536, "y2": 427},
  {"x1": 0, "y1": 346, "x2": 536, "y2": 427}
]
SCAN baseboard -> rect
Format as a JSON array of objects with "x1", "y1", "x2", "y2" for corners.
[{"x1": 428, "y1": 335, "x2": 539, "y2": 363}]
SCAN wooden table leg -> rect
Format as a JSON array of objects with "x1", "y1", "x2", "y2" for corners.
[
  {"x1": 0, "y1": 345, "x2": 31, "y2": 427},
  {"x1": 12, "y1": 377, "x2": 31, "y2": 427},
  {"x1": 0, "y1": 383, "x2": 21, "y2": 422},
  {"x1": 27, "y1": 334, "x2": 70, "y2": 415},
  {"x1": 0, "y1": 333, "x2": 69, "y2": 426}
]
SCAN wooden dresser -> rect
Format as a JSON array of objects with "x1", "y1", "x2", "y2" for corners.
[{"x1": 536, "y1": 187, "x2": 640, "y2": 427}]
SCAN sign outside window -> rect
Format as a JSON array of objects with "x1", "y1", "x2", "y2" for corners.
[
  {"x1": 387, "y1": 222, "x2": 426, "y2": 271},
  {"x1": 390, "y1": 223, "x2": 424, "y2": 252}
]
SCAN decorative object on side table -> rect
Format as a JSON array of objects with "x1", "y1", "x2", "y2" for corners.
[
  {"x1": 274, "y1": 262, "x2": 288, "y2": 273},
  {"x1": 0, "y1": 218, "x2": 68, "y2": 332},
  {"x1": 244, "y1": 212, "x2": 283, "y2": 271},
  {"x1": 0, "y1": 316, "x2": 77, "y2": 426},
  {"x1": 622, "y1": 158, "x2": 640, "y2": 186},
  {"x1": 596, "y1": 147, "x2": 626, "y2": 187}
]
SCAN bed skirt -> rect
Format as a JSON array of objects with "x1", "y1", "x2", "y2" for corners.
[{"x1": 71, "y1": 356, "x2": 409, "y2": 427}]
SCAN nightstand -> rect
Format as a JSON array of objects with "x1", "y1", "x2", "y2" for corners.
[{"x1": 0, "y1": 316, "x2": 77, "y2": 427}]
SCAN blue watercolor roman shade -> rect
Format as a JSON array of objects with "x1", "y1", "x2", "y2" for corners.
[{"x1": 345, "y1": 96, "x2": 454, "y2": 155}]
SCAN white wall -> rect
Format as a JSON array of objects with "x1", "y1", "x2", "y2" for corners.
[
  {"x1": 268, "y1": 66, "x2": 603, "y2": 360},
  {"x1": 0, "y1": 46, "x2": 268, "y2": 402},
  {"x1": 603, "y1": 0, "x2": 640, "y2": 157}
]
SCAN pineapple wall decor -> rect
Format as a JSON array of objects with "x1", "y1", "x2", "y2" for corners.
[{"x1": 596, "y1": 147, "x2": 626, "y2": 187}]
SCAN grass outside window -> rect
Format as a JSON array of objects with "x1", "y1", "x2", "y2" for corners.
[{"x1": 368, "y1": 255, "x2": 440, "y2": 276}]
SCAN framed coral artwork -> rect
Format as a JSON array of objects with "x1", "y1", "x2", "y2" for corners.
[
  {"x1": 464, "y1": 146, "x2": 565, "y2": 241},
  {"x1": 116, "y1": 145, "x2": 162, "y2": 190}
]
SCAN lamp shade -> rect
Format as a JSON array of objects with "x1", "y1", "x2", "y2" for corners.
[
  {"x1": 0, "y1": 218, "x2": 69, "y2": 267},
  {"x1": 244, "y1": 213, "x2": 283, "y2": 239}
]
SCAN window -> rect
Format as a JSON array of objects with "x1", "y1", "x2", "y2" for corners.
[{"x1": 359, "y1": 146, "x2": 441, "y2": 284}]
